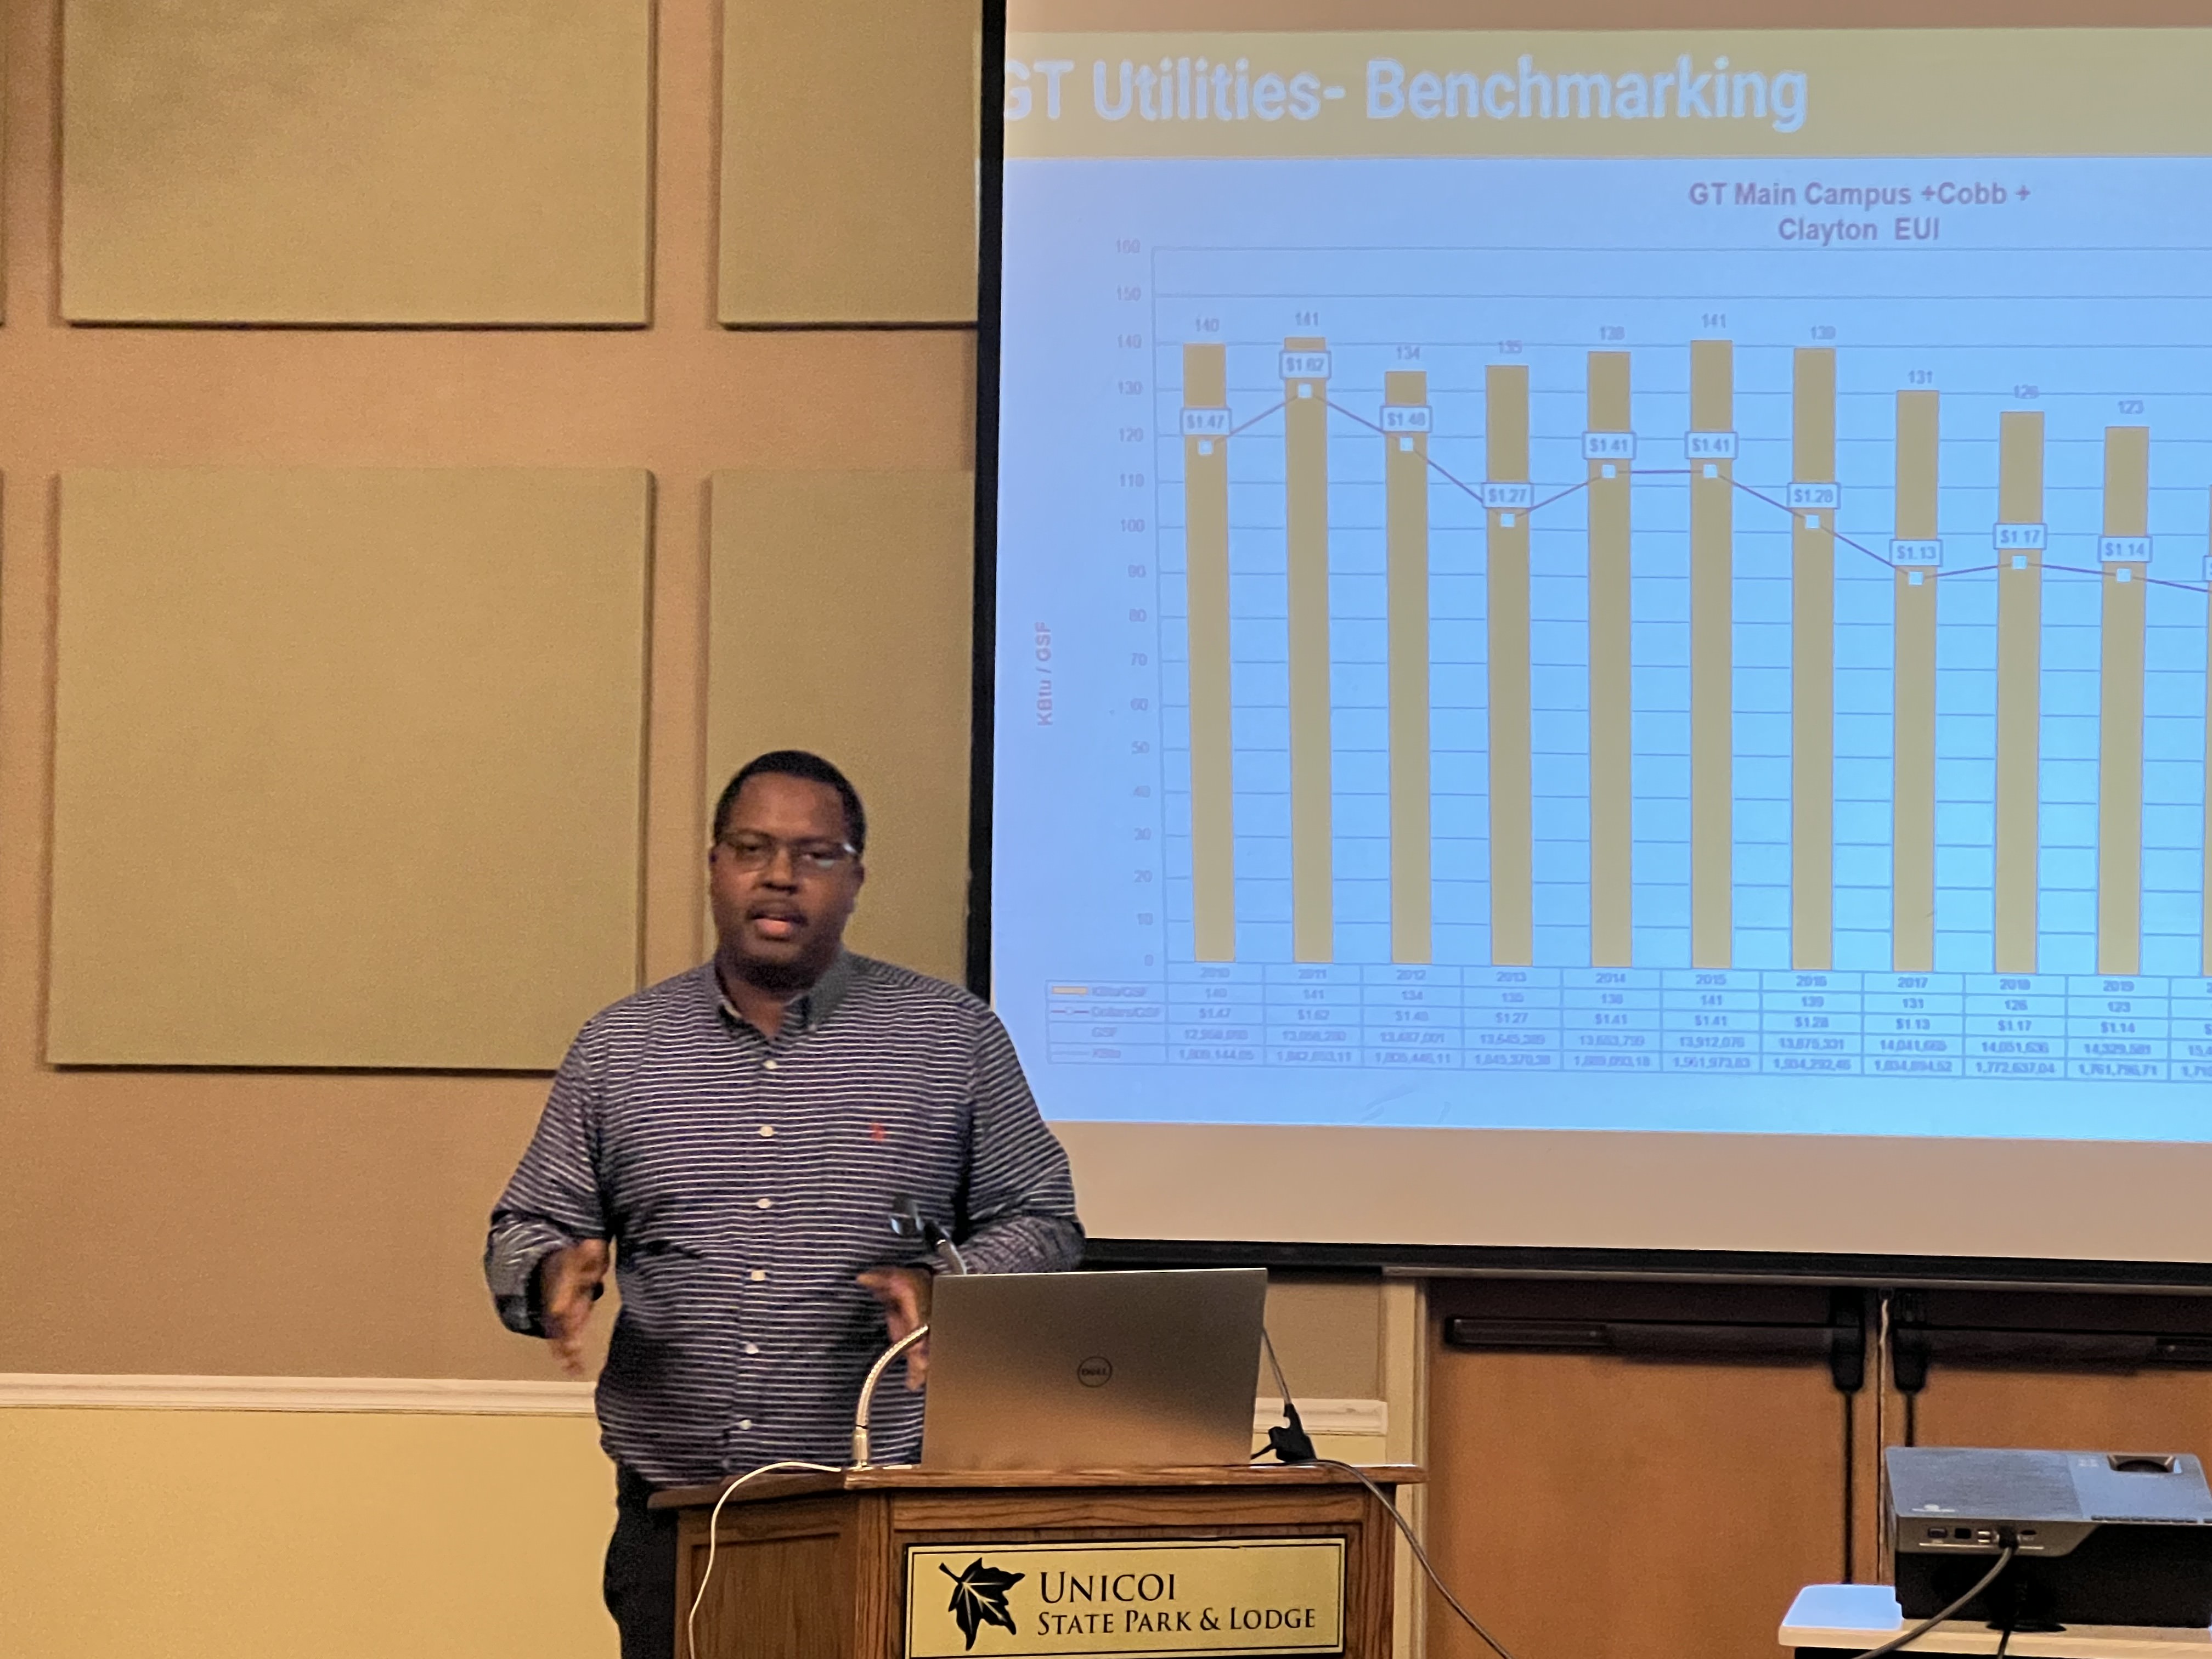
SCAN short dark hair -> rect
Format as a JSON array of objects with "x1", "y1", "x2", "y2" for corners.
[{"x1": 712, "y1": 750, "x2": 867, "y2": 854}]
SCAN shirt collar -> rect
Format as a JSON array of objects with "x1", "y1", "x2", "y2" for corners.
[{"x1": 710, "y1": 949, "x2": 856, "y2": 1036}]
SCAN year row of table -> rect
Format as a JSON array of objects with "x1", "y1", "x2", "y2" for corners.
[{"x1": 1045, "y1": 1040, "x2": 2212, "y2": 1080}]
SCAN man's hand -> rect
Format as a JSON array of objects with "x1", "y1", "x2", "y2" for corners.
[
  {"x1": 857, "y1": 1266, "x2": 934, "y2": 1390},
  {"x1": 540, "y1": 1238, "x2": 611, "y2": 1377}
]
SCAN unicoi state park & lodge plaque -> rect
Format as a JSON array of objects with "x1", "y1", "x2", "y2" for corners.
[{"x1": 904, "y1": 1538, "x2": 1346, "y2": 1659}]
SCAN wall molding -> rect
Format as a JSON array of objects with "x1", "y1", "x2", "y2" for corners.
[
  {"x1": 0, "y1": 1374, "x2": 596, "y2": 1415},
  {"x1": 1254, "y1": 1397, "x2": 1388, "y2": 1436},
  {"x1": 0, "y1": 1374, "x2": 1386, "y2": 1436}
]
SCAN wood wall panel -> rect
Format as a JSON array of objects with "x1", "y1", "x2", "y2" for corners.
[
  {"x1": 1265, "y1": 1273, "x2": 1386, "y2": 1401},
  {"x1": 1426, "y1": 1334, "x2": 1846, "y2": 1659},
  {"x1": 1899, "y1": 1291, "x2": 2212, "y2": 1472},
  {"x1": 49, "y1": 467, "x2": 650, "y2": 1069},
  {"x1": 60, "y1": 0, "x2": 652, "y2": 324},
  {"x1": 720, "y1": 0, "x2": 978, "y2": 324},
  {"x1": 708, "y1": 470, "x2": 975, "y2": 984},
  {"x1": 1912, "y1": 1369, "x2": 2212, "y2": 1463}
]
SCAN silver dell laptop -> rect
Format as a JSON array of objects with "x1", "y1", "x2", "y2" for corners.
[{"x1": 919, "y1": 1268, "x2": 1267, "y2": 1470}]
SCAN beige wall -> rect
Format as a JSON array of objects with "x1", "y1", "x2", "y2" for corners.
[
  {"x1": 2, "y1": 5, "x2": 982, "y2": 1647},
  {"x1": 0, "y1": 0, "x2": 975, "y2": 1384},
  {"x1": 1, "y1": 1404, "x2": 617, "y2": 1659}
]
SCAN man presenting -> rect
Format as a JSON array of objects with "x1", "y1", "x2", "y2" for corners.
[{"x1": 486, "y1": 749, "x2": 1082, "y2": 1659}]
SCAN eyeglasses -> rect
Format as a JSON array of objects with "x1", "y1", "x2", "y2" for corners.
[{"x1": 713, "y1": 832, "x2": 858, "y2": 875}]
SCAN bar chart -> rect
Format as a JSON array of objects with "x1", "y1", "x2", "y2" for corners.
[{"x1": 1041, "y1": 241, "x2": 2212, "y2": 1082}]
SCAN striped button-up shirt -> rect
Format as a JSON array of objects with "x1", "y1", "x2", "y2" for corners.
[{"x1": 485, "y1": 951, "x2": 1082, "y2": 1487}]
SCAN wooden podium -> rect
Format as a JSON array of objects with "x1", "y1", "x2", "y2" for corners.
[{"x1": 652, "y1": 1464, "x2": 1420, "y2": 1659}]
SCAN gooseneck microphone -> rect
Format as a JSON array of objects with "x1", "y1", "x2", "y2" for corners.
[
  {"x1": 890, "y1": 1193, "x2": 968, "y2": 1276},
  {"x1": 853, "y1": 1198, "x2": 967, "y2": 1467}
]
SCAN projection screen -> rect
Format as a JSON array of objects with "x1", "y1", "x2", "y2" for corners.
[{"x1": 981, "y1": 2, "x2": 2212, "y2": 1268}]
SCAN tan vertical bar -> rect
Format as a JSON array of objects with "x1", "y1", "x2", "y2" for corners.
[
  {"x1": 1284, "y1": 337, "x2": 1333, "y2": 961},
  {"x1": 1691, "y1": 340, "x2": 1734, "y2": 967},
  {"x1": 1792, "y1": 348, "x2": 1836, "y2": 969},
  {"x1": 1995, "y1": 410, "x2": 2045, "y2": 974},
  {"x1": 1183, "y1": 345, "x2": 1234, "y2": 961},
  {"x1": 1486, "y1": 365, "x2": 1533, "y2": 967},
  {"x1": 1385, "y1": 370, "x2": 1432, "y2": 964},
  {"x1": 1891, "y1": 391, "x2": 1940, "y2": 972},
  {"x1": 2098, "y1": 427, "x2": 2148, "y2": 977},
  {"x1": 1588, "y1": 352, "x2": 1633, "y2": 966}
]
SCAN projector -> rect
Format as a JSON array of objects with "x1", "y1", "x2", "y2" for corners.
[{"x1": 1889, "y1": 1447, "x2": 2212, "y2": 1629}]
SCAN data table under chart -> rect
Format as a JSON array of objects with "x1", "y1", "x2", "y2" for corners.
[{"x1": 1042, "y1": 970, "x2": 2212, "y2": 1080}]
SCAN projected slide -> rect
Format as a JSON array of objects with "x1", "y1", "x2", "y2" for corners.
[{"x1": 991, "y1": 28, "x2": 2212, "y2": 1137}]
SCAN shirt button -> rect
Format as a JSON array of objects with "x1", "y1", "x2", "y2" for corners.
[
  {"x1": 758, "y1": 1125, "x2": 775, "y2": 1138},
  {"x1": 738, "y1": 1418, "x2": 753, "y2": 1431},
  {"x1": 756, "y1": 1198, "x2": 773, "y2": 1210},
  {"x1": 744, "y1": 1342, "x2": 760, "y2": 1356},
  {"x1": 763, "y1": 1059, "x2": 779, "y2": 1072},
  {"x1": 751, "y1": 1269, "x2": 767, "y2": 1282}
]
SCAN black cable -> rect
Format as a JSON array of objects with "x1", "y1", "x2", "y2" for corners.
[
  {"x1": 1990, "y1": 1568, "x2": 2024, "y2": 1659},
  {"x1": 1253, "y1": 1344, "x2": 1513, "y2": 1659},
  {"x1": 1256, "y1": 1329, "x2": 1316, "y2": 1464},
  {"x1": 1849, "y1": 1547, "x2": 2017, "y2": 1659},
  {"x1": 1300, "y1": 1457, "x2": 1522, "y2": 1659}
]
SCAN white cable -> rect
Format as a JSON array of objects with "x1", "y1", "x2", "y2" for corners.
[
  {"x1": 1259, "y1": 1326, "x2": 1296, "y2": 1405},
  {"x1": 1876, "y1": 1294, "x2": 1894, "y2": 1585},
  {"x1": 685, "y1": 1460, "x2": 843, "y2": 1659}
]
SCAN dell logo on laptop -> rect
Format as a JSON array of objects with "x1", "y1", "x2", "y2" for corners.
[{"x1": 1076, "y1": 1356, "x2": 1114, "y2": 1387}]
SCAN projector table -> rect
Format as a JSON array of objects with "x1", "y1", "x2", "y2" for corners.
[{"x1": 1785, "y1": 1585, "x2": 2212, "y2": 1658}]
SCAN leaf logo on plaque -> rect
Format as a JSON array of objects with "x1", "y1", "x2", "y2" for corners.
[
  {"x1": 905, "y1": 1539, "x2": 1346, "y2": 1659},
  {"x1": 943, "y1": 1560, "x2": 1027, "y2": 1649}
]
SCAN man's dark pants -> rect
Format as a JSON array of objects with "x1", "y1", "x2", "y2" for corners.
[{"x1": 608, "y1": 1467, "x2": 679, "y2": 1659}]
